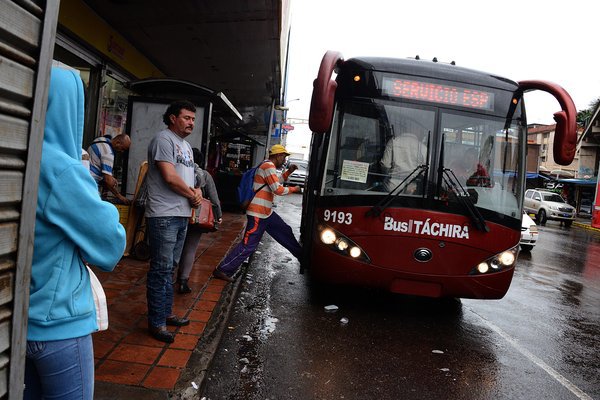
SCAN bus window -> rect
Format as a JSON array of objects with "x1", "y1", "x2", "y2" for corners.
[
  {"x1": 380, "y1": 106, "x2": 433, "y2": 194},
  {"x1": 323, "y1": 101, "x2": 434, "y2": 195},
  {"x1": 324, "y1": 101, "x2": 386, "y2": 192},
  {"x1": 441, "y1": 112, "x2": 523, "y2": 217}
]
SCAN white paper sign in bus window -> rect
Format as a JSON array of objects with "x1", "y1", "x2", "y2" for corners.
[{"x1": 341, "y1": 160, "x2": 369, "y2": 183}]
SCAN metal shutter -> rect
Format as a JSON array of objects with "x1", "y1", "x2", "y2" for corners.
[{"x1": 0, "y1": 0, "x2": 59, "y2": 398}]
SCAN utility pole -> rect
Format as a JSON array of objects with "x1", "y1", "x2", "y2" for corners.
[{"x1": 264, "y1": 100, "x2": 276, "y2": 159}]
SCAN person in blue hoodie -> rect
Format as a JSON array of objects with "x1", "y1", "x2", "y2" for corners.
[{"x1": 25, "y1": 67, "x2": 126, "y2": 400}]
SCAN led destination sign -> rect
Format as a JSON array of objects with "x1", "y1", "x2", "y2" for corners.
[{"x1": 382, "y1": 77, "x2": 494, "y2": 111}]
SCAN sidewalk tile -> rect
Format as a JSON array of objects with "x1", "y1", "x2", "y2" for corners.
[
  {"x1": 169, "y1": 334, "x2": 199, "y2": 350},
  {"x1": 178, "y1": 321, "x2": 206, "y2": 335},
  {"x1": 143, "y1": 366, "x2": 181, "y2": 390},
  {"x1": 107, "y1": 343, "x2": 162, "y2": 365},
  {"x1": 204, "y1": 284, "x2": 224, "y2": 294},
  {"x1": 158, "y1": 349, "x2": 192, "y2": 368},
  {"x1": 94, "y1": 339, "x2": 117, "y2": 359},
  {"x1": 95, "y1": 360, "x2": 150, "y2": 385},
  {"x1": 94, "y1": 324, "x2": 129, "y2": 343},
  {"x1": 200, "y1": 291, "x2": 221, "y2": 302},
  {"x1": 122, "y1": 329, "x2": 167, "y2": 348},
  {"x1": 193, "y1": 299, "x2": 217, "y2": 312},
  {"x1": 188, "y1": 309, "x2": 212, "y2": 322}
]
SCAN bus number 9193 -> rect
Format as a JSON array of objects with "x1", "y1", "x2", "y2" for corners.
[{"x1": 323, "y1": 210, "x2": 353, "y2": 225}]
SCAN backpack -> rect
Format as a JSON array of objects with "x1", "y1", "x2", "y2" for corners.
[{"x1": 237, "y1": 161, "x2": 267, "y2": 210}]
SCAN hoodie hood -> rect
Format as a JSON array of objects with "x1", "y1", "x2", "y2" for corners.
[{"x1": 44, "y1": 67, "x2": 84, "y2": 161}]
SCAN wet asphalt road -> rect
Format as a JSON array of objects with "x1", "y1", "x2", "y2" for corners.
[{"x1": 200, "y1": 194, "x2": 599, "y2": 400}]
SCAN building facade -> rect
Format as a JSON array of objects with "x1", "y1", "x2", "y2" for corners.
[{"x1": 526, "y1": 122, "x2": 598, "y2": 216}]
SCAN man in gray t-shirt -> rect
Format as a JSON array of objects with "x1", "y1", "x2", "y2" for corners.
[
  {"x1": 146, "y1": 130, "x2": 196, "y2": 217},
  {"x1": 145, "y1": 100, "x2": 202, "y2": 343}
]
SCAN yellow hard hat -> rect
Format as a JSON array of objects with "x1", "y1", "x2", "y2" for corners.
[{"x1": 269, "y1": 144, "x2": 290, "y2": 156}]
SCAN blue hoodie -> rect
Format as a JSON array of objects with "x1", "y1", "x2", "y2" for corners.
[{"x1": 28, "y1": 67, "x2": 126, "y2": 341}]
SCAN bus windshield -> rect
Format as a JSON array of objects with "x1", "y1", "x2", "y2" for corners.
[{"x1": 322, "y1": 99, "x2": 524, "y2": 218}]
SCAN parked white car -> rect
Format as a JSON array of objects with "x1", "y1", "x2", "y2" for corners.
[{"x1": 520, "y1": 212, "x2": 538, "y2": 251}]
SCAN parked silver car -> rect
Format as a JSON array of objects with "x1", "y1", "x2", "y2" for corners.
[{"x1": 523, "y1": 188, "x2": 575, "y2": 227}]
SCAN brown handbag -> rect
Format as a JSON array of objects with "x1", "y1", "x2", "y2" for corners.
[{"x1": 190, "y1": 198, "x2": 216, "y2": 231}]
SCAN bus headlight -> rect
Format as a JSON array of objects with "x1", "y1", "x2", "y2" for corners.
[
  {"x1": 317, "y1": 224, "x2": 370, "y2": 263},
  {"x1": 349, "y1": 247, "x2": 362, "y2": 258},
  {"x1": 321, "y1": 229, "x2": 336, "y2": 245},
  {"x1": 470, "y1": 245, "x2": 518, "y2": 275},
  {"x1": 498, "y1": 251, "x2": 515, "y2": 266},
  {"x1": 336, "y1": 238, "x2": 349, "y2": 251},
  {"x1": 477, "y1": 262, "x2": 489, "y2": 274}
]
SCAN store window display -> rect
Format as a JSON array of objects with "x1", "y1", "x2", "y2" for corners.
[{"x1": 100, "y1": 75, "x2": 133, "y2": 138}]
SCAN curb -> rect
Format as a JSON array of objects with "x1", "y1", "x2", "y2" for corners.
[
  {"x1": 171, "y1": 229, "x2": 249, "y2": 399},
  {"x1": 171, "y1": 271, "x2": 246, "y2": 399},
  {"x1": 573, "y1": 221, "x2": 600, "y2": 232}
]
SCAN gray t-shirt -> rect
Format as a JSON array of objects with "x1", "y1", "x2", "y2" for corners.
[{"x1": 145, "y1": 129, "x2": 195, "y2": 217}]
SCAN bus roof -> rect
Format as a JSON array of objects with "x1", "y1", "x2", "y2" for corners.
[{"x1": 341, "y1": 57, "x2": 519, "y2": 91}]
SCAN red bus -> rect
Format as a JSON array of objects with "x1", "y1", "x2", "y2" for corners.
[{"x1": 300, "y1": 51, "x2": 577, "y2": 299}]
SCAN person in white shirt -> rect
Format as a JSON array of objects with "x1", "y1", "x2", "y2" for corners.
[{"x1": 380, "y1": 132, "x2": 426, "y2": 193}]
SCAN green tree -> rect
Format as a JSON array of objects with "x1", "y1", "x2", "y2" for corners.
[{"x1": 577, "y1": 97, "x2": 600, "y2": 127}]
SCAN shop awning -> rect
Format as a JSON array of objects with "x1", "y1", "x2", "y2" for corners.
[
  {"x1": 557, "y1": 178, "x2": 597, "y2": 186},
  {"x1": 526, "y1": 173, "x2": 551, "y2": 180}
]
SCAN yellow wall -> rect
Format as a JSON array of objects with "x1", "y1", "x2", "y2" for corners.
[{"x1": 58, "y1": 0, "x2": 164, "y2": 79}]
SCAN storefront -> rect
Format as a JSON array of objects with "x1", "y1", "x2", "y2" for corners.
[
  {"x1": 207, "y1": 133, "x2": 265, "y2": 209},
  {"x1": 557, "y1": 178, "x2": 597, "y2": 218},
  {"x1": 53, "y1": 4, "x2": 244, "y2": 205},
  {"x1": 50, "y1": 0, "x2": 164, "y2": 203},
  {"x1": 53, "y1": 36, "x2": 139, "y2": 147}
]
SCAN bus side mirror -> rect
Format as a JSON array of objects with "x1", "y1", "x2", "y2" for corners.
[
  {"x1": 518, "y1": 80, "x2": 577, "y2": 165},
  {"x1": 309, "y1": 51, "x2": 344, "y2": 134}
]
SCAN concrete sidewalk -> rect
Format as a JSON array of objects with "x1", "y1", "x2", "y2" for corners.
[{"x1": 93, "y1": 211, "x2": 247, "y2": 399}]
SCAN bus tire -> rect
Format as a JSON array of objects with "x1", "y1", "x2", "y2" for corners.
[{"x1": 520, "y1": 244, "x2": 533, "y2": 252}]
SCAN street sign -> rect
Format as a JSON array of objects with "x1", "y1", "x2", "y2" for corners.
[{"x1": 282, "y1": 124, "x2": 294, "y2": 130}]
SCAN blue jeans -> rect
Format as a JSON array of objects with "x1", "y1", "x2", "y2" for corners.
[
  {"x1": 146, "y1": 216, "x2": 188, "y2": 328},
  {"x1": 25, "y1": 335, "x2": 94, "y2": 400}
]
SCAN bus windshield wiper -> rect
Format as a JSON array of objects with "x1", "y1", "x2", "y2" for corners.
[
  {"x1": 442, "y1": 168, "x2": 489, "y2": 232},
  {"x1": 366, "y1": 164, "x2": 428, "y2": 218}
]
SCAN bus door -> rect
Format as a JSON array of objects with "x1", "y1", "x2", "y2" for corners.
[{"x1": 300, "y1": 129, "x2": 330, "y2": 271}]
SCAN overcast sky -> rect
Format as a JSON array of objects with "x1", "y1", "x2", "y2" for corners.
[{"x1": 284, "y1": 0, "x2": 600, "y2": 154}]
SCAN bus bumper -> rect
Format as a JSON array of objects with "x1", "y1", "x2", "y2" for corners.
[{"x1": 310, "y1": 251, "x2": 515, "y2": 299}]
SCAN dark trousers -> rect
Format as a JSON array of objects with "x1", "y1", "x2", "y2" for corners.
[{"x1": 216, "y1": 212, "x2": 302, "y2": 276}]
